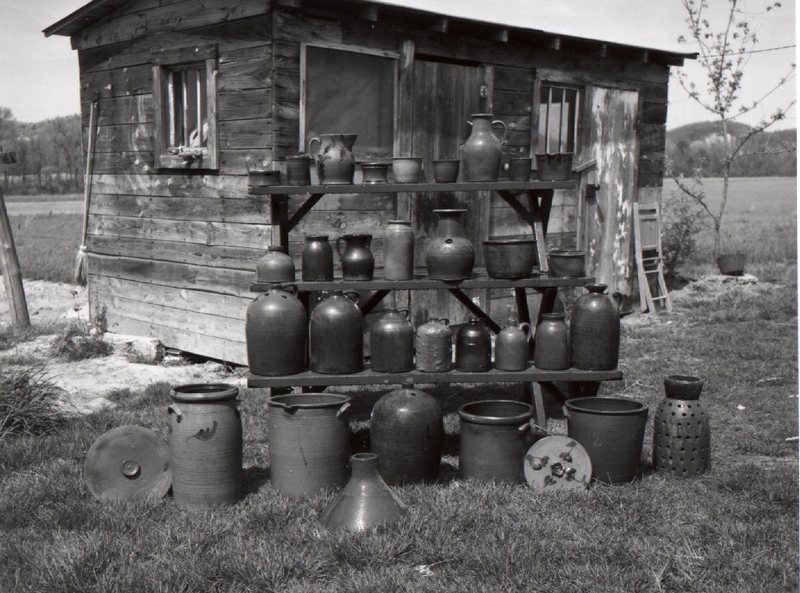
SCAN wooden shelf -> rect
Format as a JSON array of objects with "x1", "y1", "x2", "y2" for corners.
[
  {"x1": 251, "y1": 270, "x2": 593, "y2": 292},
  {"x1": 249, "y1": 180, "x2": 577, "y2": 195},
  {"x1": 248, "y1": 365, "x2": 623, "y2": 388}
]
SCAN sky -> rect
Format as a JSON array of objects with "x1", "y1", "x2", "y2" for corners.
[{"x1": 0, "y1": 0, "x2": 796, "y2": 130}]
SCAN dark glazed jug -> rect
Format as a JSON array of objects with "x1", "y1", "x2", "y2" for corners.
[
  {"x1": 455, "y1": 318, "x2": 492, "y2": 372},
  {"x1": 255, "y1": 246, "x2": 295, "y2": 284},
  {"x1": 653, "y1": 375, "x2": 711, "y2": 477},
  {"x1": 309, "y1": 292, "x2": 364, "y2": 374},
  {"x1": 570, "y1": 284, "x2": 620, "y2": 371},
  {"x1": 533, "y1": 312, "x2": 570, "y2": 370},
  {"x1": 308, "y1": 133, "x2": 357, "y2": 184},
  {"x1": 370, "y1": 309, "x2": 414, "y2": 373},
  {"x1": 425, "y1": 209, "x2": 475, "y2": 281},
  {"x1": 370, "y1": 387, "x2": 443, "y2": 485},
  {"x1": 383, "y1": 220, "x2": 415, "y2": 280},
  {"x1": 246, "y1": 286, "x2": 306, "y2": 376},
  {"x1": 461, "y1": 114, "x2": 507, "y2": 182},
  {"x1": 302, "y1": 235, "x2": 334, "y2": 281},
  {"x1": 494, "y1": 313, "x2": 531, "y2": 371},
  {"x1": 337, "y1": 234, "x2": 374, "y2": 281}
]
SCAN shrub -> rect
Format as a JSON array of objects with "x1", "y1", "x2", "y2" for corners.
[
  {"x1": 661, "y1": 189, "x2": 708, "y2": 278},
  {"x1": 0, "y1": 366, "x2": 67, "y2": 437},
  {"x1": 49, "y1": 321, "x2": 112, "y2": 361}
]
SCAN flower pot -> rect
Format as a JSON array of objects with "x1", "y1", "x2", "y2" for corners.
[
  {"x1": 508, "y1": 157, "x2": 532, "y2": 181},
  {"x1": 432, "y1": 159, "x2": 460, "y2": 183},
  {"x1": 716, "y1": 253, "x2": 746, "y2": 276},
  {"x1": 360, "y1": 162, "x2": 389, "y2": 184},
  {"x1": 535, "y1": 153, "x2": 574, "y2": 181},
  {"x1": 483, "y1": 238, "x2": 537, "y2": 279},
  {"x1": 392, "y1": 157, "x2": 423, "y2": 183}
]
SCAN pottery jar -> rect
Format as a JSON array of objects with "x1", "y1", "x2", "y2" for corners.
[
  {"x1": 482, "y1": 238, "x2": 537, "y2": 279},
  {"x1": 391, "y1": 157, "x2": 423, "y2": 183},
  {"x1": 415, "y1": 318, "x2": 453, "y2": 372},
  {"x1": 255, "y1": 245, "x2": 295, "y2": 284},
  {"x1": 570, "y1": 283, "x2": 620, "y2": 371},
  {"x1": 168, "y1": 383, "x2": 243, "y2": 509},
  {"x1": 653, "y1": 375, "x2": 711, "y2": 477},
  {"x1": 268, "y1": 393, "x2": 352, "y2": 497},
  {"x1": 533, "y1": 312, "x2": 570, "y2": 370},
  {"x1": 461, "y1": 114, "x2": 507, "y2": 182},
  {"x1": 360, "y1": 162, "x2": 389, "y2": 184},
  {"x1": 458, "y1": 400, "x2": 533, "y2": 483},
  {"x1": 336, "y1": 234, "x2": 374, "y2": 281},
  {"x1": 309, "y1": 292, "x2": 364, "y2": 374},
  {"x1": 494, "y1": 314, "x2": 531, "y2": 371},
  {"x1": 383, "y1": 220, "x2": 415, "y2": 281},
  {"x1": 285, "y1": 154, "x2": 312, "y2": 186},
  {"x1": 370, "y1": 387, "x2": 443, "y2": 485},
  {"x1": 308, "y1": 133, "x2": 357, "y2": 184},
  {"x1": 302, "y1": 235, "x2": 334, "y2": 281},
  {"x1": 425, "y1": 209, "x2": 475, "y2": 281},
  {"x1": 370, "y1": 309, "x2": 414, "y2": 373},
  {"x1": 246, "y1": 286, "x2": 307, "y2": 376},
  {"x1": 321, "y1": 452, "x2": 406, "y2": 531},
  {"x1": 455, "y1": 318, "x2": 492, "y2": 372},
  {"x1": 432, "y1": 159, "x2": 460, "y2": 183},
  {"x1": 508, "y1": 157, "x2": 532, "y2": 182}
]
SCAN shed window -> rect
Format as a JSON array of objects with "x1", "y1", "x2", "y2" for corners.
[
  {"x1": 153, "y1": 53, "x2": 218, "y2": 170},
  {"x1": 303, "y1": 46, "x2": 396, "y2": 160},
  {"x1": 537, "y1": 85, "x2": 579, "y2": 154}
]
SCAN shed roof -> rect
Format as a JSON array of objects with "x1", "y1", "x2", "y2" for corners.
[{"x1": 44, "y1": 0, "x2": 696, "y2": 64}]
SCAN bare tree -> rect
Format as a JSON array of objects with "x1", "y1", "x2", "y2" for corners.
[{"x1": 670, "y1": 0, "x2": 796, "y2": 258}]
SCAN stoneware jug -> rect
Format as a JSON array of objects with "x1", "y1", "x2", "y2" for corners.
[
  {"x1": 255, "y1": 245, "x2": 295, "y2": 284},
  {"x1": 653, "y1": 375, "x2": 711, "y2": 477},
  {"x1": 268, "y1": 393, "x2": 352, "y2": 497},
  {"x1": 415, "y1": 318, "x2": 452, "y2": 372},
  {"x1": 302, "y1": 235, "x2": 334, "y2": 281},
  {"x1": 308, "y1": 133, "x2": 357, "y2": 184},
  {"x1": 370, "y1": 309, "x2": 414, "y2": 373},
  {"x1": 168, "y1": 384, "x2": 242, "y2": 509},
  {"x1": 570, "y1": 283, "x2": 620, "y2": 371},
  {"x1": 246, "y1": 286, "x2": 306, "y2": 376},
  {"x1": 494, "y1": 312, "x2": 531, "y2": 371},
  {"x1": 455, "y1": 318, "x2": 492, "y2": 372},
  {"x1": 461, "y1": 114, "x2": 507, "y2": 182},
  {"x1": 383, "y1": 220, "x2": 415, "y2": 280},
  {"x1": 425, "y1": 209, "x2": 475, "y2": 281},
  {"x1": 533, "y1": 312, "x2": 570, "y2": 370},
  {"x1": 309, "y1": 292, "x2": 364, "y2": 374},
  {"x1": 370, "y1": 386, "x2": 443, "y2": 485},
  {"x1": 336, "y1": 234, "x2": 374, "y2": 281}
]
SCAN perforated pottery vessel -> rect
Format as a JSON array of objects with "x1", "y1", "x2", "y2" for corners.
[{"x1": 653, "y1": 375, "x2": 711, "y2": 477}]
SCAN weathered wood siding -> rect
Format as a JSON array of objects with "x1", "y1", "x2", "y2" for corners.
[
  {"x1": 74, "y1": 0, "x2": 674, "y2": 363},
  {"x1": 79, "y1": 0, "x2": 273, "y2": 364}
]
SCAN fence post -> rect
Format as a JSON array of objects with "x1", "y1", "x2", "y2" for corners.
[{"x1": 0, "y1": 160, "x2": 30, "y2": 330}]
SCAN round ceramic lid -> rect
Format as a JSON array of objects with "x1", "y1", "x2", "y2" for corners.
[
  {"x1": 523, "y1": 435, "x2": 592, "y2": 492},
  {"x1": 84, "y1": 425, "x2": 171, "y2": 502}
]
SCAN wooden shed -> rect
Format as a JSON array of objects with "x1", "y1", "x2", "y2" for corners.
[{"x1": 45, "y1": 0, "x2": 694, "y2": 365}]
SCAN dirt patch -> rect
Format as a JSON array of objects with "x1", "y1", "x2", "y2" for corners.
[{"x1": 0, "y1": 280, "x2": 243, "y2": 413}]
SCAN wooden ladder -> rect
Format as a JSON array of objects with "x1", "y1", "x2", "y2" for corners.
[{"x1": 633, "y1": 203, "x2": 671, "y2": 313}]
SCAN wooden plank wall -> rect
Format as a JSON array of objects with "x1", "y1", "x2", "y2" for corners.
[
  {"x1": 77, "y1": 1, "x2": 274, "y2": 364},
  {"x1": 74, "y1": 0, "x2": 672, "y2": 363}
]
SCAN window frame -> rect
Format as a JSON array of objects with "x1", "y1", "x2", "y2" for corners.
[
  {"x1": 299, "y1": 42, "x2": 400, "y2": 160},
  {"x1": 535, "y1": 81, "x2": 582, "y2": 155},
  {"x1": 152, "y1": 46, "x2": 218, "y2": 170}
]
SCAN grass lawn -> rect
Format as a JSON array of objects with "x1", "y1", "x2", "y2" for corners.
[
  {"x1": 1, "y1": 257, "x2": 796, "y2": 592},
  {"x1": 8, "y1": 212, "x2": 82, "y2": 284}
]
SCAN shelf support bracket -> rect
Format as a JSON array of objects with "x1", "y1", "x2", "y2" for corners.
[
  {"x1": 448, "y1": 288, "x2": 501, "y2": 333},
  {"x1": 287, "y1": 193, "x2": 325, "y2": 232}
]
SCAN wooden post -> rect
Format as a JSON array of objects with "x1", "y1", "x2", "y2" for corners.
[{"x1": 0, "y1": 182, "x2": 30, "y2": 329}]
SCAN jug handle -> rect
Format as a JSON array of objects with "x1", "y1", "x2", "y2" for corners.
[
  {"x1": 167, "y1": 403, "x2": 182, "y2": 421},
  {"x1": 336, "y1": 236, "x2": 346, "y2": 257},
  {"x1": 519, "y1": 322, "x2": 532, "y2": 342},
  {"x1": 440, "y1": 318, "x2": 450, "y2": 327},
  {"x1": 562, "y1": 405, "x2": 569, "y2": 419},
  {"x1": 492, "y1": 120, "x2": 508, "y2": 145},
  {"x1": 336, "y1": 402, "x2": 352, "y2": 419},
  {"x1": 517, "y1": 421, "x2": 531, "y2": 435},
  {"x1": 308, "y1": 137, "x2": 321, "y2": 155},
  {"x1": 398, "y1": 308, "x2": 411, "y2": 320}
]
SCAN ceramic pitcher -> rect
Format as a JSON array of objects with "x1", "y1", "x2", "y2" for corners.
[{"x1": 308, "y1": 134, "x2": 358, "y2": 184}]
